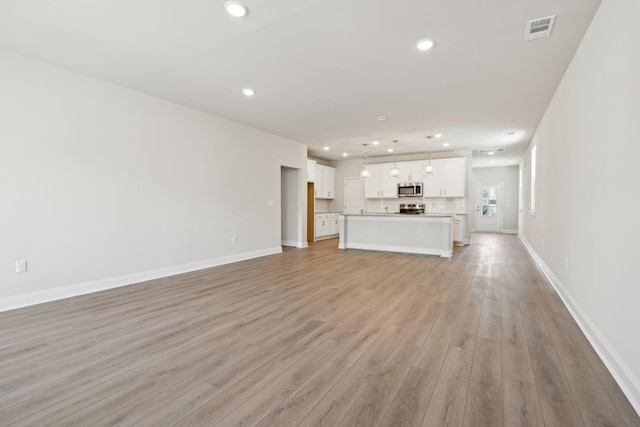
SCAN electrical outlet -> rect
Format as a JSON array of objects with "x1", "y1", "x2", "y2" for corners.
[
  {"x1": 232, "y1": 235, "x2": 237, "y2": 243},
  {"x1": 16, "y1": 260, "x2": 27, "y2": 273}
]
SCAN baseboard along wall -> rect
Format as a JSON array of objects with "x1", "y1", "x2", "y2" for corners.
[{"x1": 0, "y1": 247, "x2": 283, "y2": 312}]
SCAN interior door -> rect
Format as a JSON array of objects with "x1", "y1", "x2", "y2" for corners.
[
  {"x1": 344, "y1": 177, "x2": 364, "y2": 214},
  {"x1": 307, "y1": 182, "x2": 314, "y2": 243},
  {"x1": 475, "y1": 183, "x2": 502, "y2": 232}
]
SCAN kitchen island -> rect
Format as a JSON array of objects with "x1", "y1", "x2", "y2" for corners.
[{"x1": 338, "y1": 213, "x2": 453, "y2": 258}]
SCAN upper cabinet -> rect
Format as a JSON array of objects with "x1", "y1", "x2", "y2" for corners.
[
  {"x1": 398, "y1": 161, "x2": 424, "y2": 183},
  {"x1": 422, "y1": 158, "x2": 466, "y2": 197},
  {"x1": 307, "y1": 159, "x2": 317, "y2": 182},
  {"x1": 364, "y1": 163, "x2": 398, "y2": 198},
  {"x1": 362, "y1": 158, "x2": 466, "y2": 199},
  {"x1": 315, "y1": 164, "x2": 336, "y2": 199}
]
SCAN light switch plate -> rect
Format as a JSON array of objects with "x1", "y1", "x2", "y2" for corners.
[{"x1": 16, "y1": 260, "x2": 27, "y2": 273}]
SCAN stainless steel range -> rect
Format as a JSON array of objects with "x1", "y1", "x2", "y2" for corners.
[{"x1": 399, "y1": 203, "x2": 425, "y2": 214}]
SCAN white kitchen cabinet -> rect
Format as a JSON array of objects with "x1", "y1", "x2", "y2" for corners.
[
  {"x1": 314, "y1": 165, "x2": 336, "y2": 199},
  {"x1": 315, "y1": 214, "x2": 330, "y2": 239},
  {"x1": 452, "y1": 214, "x2": 466, "y2": 245},
  {"x1": 422, "y1": 158, "x2": 466, "y2": 197},
  {"x1": 364, "y1": 163, "x2": 398, "y2": 198},
  {"x1": 329, "y1": 213, "x2": 339, "y2": 235},
  {"x1": 307, "y1": 159, "x2": 316, "y2": 182},
  {"x1": 315, "y1": 213, "x2": 339, "y2": 239},
  {"x1": 398, "y1": 161, "x2": 424, "y2": 183}
]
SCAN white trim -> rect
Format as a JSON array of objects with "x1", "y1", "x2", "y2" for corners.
[
  {"x1": 315, "y1": 234, "x2": 338, "y2": 241},
  {"x1": 518, "y1": 234, "x2": 640, "y2": 416},
  {"x1": 281, "y1": 240, "x2": 298, "y2": 247},
  {"x1": 0, "y1": 247, "x2": 283, "y2": 313},
  {"x1": 297, "y1": 242, "x2": 309, "y2": 249}
]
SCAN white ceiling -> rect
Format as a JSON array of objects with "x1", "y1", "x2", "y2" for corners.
[{"x1": 0, "y1": 0, "x2": 601, "y2": 167}]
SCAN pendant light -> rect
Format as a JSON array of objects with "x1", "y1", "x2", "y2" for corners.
[
  {"x1": 389, "y1": 140, "x2": 400, "y2": 178},
  {"x1": 360, "y1": 143, "x2": 370, "y2": 179},
  {"x1": 423, "y1": 135, "x2": 436, "y2": 176}
]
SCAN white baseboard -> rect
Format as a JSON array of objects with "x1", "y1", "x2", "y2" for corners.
[
  {"x1": 281, "y1": 240, "x2": 308, "y2": 248},
  {"x1": 471, "y1": 228, "x2": 516, "y2": 234},
  {"x1": 0, "y1": 247, "x2": 283, "y2": 313},
  {"x1": 518, "y1": 234, "x2": 640, "y2": 416},
  {"x1": 314, "y1": 234, "x2": 338, "y2": 241}
]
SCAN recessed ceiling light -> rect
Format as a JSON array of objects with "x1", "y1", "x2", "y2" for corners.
[
  {"x1": 416, "y1": 38, "x2": 435, "y2": 51},
  {"x1": 372, "y1": 140, "x2": 380, "y2": 145},
  {"x1": 342, "y1": 152, "x2": 348, "y2": 157},
  {"x1": 242, "y1": 88, "x2": 255, "y2": 96},
  {"x1": 387, "y1": 148, "x2": 394, "y2": 153},
  {"x1": 376, "y1": 116, "x2": 387, "y2": 121},
  {"x1": 443, "y1": 142, "x2": 450, "y2": 147},
  {"x1": 434, "y1": 133, "x2": 443, "y2": 138},
  {"x1": 323, "y1": 146, "x2": 330, "y2": 151},
  {"x1": 491, "y1": 161, "x2": 496, "y2": 164},
  {"x1": 488, "y1": 151, "x2": 495, "y2": 155},
  {"x1": 225, "y1": 1, "x2": 248, "y2": 17}
]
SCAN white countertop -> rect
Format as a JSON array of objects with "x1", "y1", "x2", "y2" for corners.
[{"x1": 341, "y1": 212, "x2": 454, "y2": 218}]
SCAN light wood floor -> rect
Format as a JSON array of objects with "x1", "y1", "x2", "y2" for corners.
[{"x1": 1, "y1": 233, "x2": 638, "y2": 426}]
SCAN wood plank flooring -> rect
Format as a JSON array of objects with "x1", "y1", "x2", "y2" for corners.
[{"x1": 1, "y1": 233, "x2": 638, "y2": 426}]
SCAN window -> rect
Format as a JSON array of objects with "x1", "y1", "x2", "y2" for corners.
[{"x1": 530, "y1": 145, "x2": 536, "y2": 214}]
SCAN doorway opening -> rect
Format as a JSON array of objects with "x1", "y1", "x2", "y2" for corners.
[{"x1": 281, "y1": 166, "x2": 300, "y2": 247}]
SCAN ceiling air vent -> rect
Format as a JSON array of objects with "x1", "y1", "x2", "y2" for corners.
[
  {"x1": 478, "y1": 148, "x2": 505, "y2": 155},
  {"x1": 525, "y1": 15, "x2": 556, "y2": 41}
]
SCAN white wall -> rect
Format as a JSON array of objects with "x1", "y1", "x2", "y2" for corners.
[
  {"x1": 0, "y1": 48, "x2": 308, "y2": 309},
  {"x1": 472, "y1": 166, "x2": 519, "y2": 232},
  {"x1": 519, "y1": 0, "x2": 640, "y2": 412}
]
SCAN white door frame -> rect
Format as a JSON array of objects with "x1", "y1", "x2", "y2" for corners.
[{"x1": 474, "y1": 182, "x2": 503, "y2": 232}]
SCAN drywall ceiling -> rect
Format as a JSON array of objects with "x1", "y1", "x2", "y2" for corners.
[{"x1": 0, "y1": 0, "x2": 601, "y2": 167}]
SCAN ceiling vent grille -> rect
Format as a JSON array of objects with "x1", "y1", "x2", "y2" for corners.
[
  {"x1": 525, "y1": 15, "x2": 556, "y2": 41},
  {"x1": 478, "y1": 148, "x2": 505, "y2": 154}
]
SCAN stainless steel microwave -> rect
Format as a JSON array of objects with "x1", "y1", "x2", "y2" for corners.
[{"x1": 398, "y1": 182, "x2": 423, "y2": 197}]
